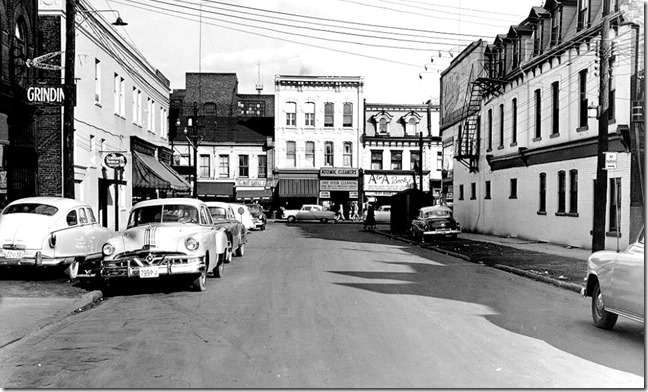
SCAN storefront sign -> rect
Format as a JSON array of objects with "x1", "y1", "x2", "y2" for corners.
[
  {"x1": 26, "y1": 85, "x2": 65, "y2": 105},
  {"x1": 364, "y1": 173, "x2": 420, "y2": 192},
  {"x1": 319, "y1": 167, "x2": 359, "y2": 177},
  {"x1": 349, "y1": 192, "x2": 358, "y2": 199},
  {"x1": 319, "y1": 191, "x2": 330, "y2": 198},
  {"x1": 235, "y1": 178, "x2": 267, "y2": 187},
  {"x1": 320, "y1": 179, "x2": 358, "y2": 191},
  {"x1": 104, "y1": 153, "x2": 127, "y2": 169}
]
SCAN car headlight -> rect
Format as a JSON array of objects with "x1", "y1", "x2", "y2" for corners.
[
  {"x1": 185, "y1": 237, "x2": 200, "y2": 251},
  {"x1": 102, "y1": 243, "x2": 115, "y2": 256}
]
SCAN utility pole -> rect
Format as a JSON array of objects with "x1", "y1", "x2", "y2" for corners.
[
  {"x1": 63, "y1": 0, "x2": 76, "y2": 198},
  {"x1": 419, "y1": 131, "x2": 424, "y2": 193},
  {"x1": 592, "y1": 0, "x2": 611, "y2": 252}
]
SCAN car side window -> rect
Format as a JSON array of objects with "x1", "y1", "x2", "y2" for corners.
[
  {"x1": 303, "y1": 206, "x2": 311, "y2": 211},
  {"x1": 78, "y1": 208, "x2": 88, "y2": 224},
  {"x1": 66, "y1": 210, "x2": 78, "y2": 226},
  {"x1": 86, "y1": 208, "x2": 97, "y2": 223},
  {"x1": 200, "y1": 206, "x2": 212, "y2": 225}
]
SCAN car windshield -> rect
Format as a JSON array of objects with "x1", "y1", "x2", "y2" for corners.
[
  {"x1": 208, "y1": 206, "x2": 227, "y2": 219},
  {"x1": 128, "y1": 204, "x2": 199, "y2": 228},
  {"x1": 3, "y1": 203, "x2": 59, "y2": 216},
  {"x1": 423, "y1": 210, "x2": 451, "y2": 218},
  {"x1": 246, "y1": 205, "x2": 262, "y2": 214}
]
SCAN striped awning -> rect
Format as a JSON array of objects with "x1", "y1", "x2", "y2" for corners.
[{"x1": 278, "y1": 179, "x2": 319, "y2": 197}]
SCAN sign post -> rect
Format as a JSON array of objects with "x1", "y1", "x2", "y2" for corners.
[
  {"x1": 104, "y1": 153, "x2": 127, "y2": 231},
  {"x1": 604, "y1": 152, "x2": 620, "y2": 251}
]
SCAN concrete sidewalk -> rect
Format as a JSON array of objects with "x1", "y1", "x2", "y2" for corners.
[
  {"x1": 459, "y1": 232, "x2": 592, "y2": 261},
  {"x1": 0, "y1": 291, "x2": 102, "y2": 348}
]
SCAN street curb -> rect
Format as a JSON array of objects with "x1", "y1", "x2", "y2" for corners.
[
  {"x1": 0, "y1": 290, "x2": 103, "y2": 349},
  {"x1": 373, "y1": 230, "x2": 583, "y2": 293}
]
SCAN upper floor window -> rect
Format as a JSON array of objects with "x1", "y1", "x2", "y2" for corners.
[
  {"x1": 533, "y1": 21, "x2": 543, "y2": 55},
  {"x1": 258, "y1": 155, "x2": 267, "y2": 178},
  {"x1": 512, "y1": 38, "x2": 521, "y2": 68},
  {"x1": 203, "y1": 102, "x2": 216, "y2": 116},
  {"x1": 578, "y1": 0, "x2": 591, "y2": 30},
  {"x1": 499, "y1": 104, "x2": 504, "y2": 148},
  {"x1": 343, "y1": 142, "x2": 352, "y2": 166},
  {"x1": 487, "y1": 108, "x2": 493, "y2": 150},
  {"x1": 286, "y1": 141, "x2": 296, "y2": 167},
  {"x1": 304, "y1": 102, "x2": 315, "y2": 127},
  {"x1": 94, "y1": 59, "x2": 101, "y2": 104},
  {"x1": 219, "y1": 155, "x2": 229, "y2": 178},
  {"x1": 411, "y1": 151, "x2": 420, "y2": 171},
  {"x1": 239, "y1": 155, "x2": 249, "y2": 177},
  {"x1": 579, "y1": 69, "x2": 588, "y2": 128},
  {"x1": 534, "y1": 89, "x2": 542, "y2": 139},
  {"x1": 324, "y1": 142, "x2": 334, "y2": 166},
  {"x1": 305, "y1": 141, "x2": 315, "y2": 167},
  {"x1": 199, "y1": 155, "x2": 210, "y2": 178},
  {"x1": 285, "y1": 102, "x2": 296, "y2": 126},
  {"x1": 147, "y1": 98, "x2": 155, "y2": 131},
  {"x1": 379, "y1": 118, "x2": 388, "y2": 134},
  {"x1": 343, "y1": 103, "x2": 353, "y2": 127},
  {"x1": 114, "y1": 74, "x2": 125, "y2": 116},
  {"x1": 511, "y1": 98, "x2": 518, "y2": 145},
  {"x1": 324, "y1": 103, "x2": 334, "y2": 127},
  {"x1": 371, "y1": 150, "x2": 382, "y2": 170},
  {"x1": 551, "y1": 82, "x2": 560, "y2": 135},
  {"x1": 550, "y1": 7, "x2": 562, "y2": 46},
  {"x1": 391, "y1": 150, "x2": 402, "y2": 171}
]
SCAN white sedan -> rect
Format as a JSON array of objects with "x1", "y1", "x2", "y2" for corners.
[
  {"x1": 0, "y1": 197, "x2": 113, "y2": 275},
  {"x1": 100, "y1": 198, "x2": 229, "y2": 291}
]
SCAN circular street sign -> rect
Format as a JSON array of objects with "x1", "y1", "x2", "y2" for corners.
[
  {"x1": 104, "y1": 153, "x2": 127, "y2": 169},
  {"x1": 238, "y1": 207, "x2": 245, "y2": 215}
]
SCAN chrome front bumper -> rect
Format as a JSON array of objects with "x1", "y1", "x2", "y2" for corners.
[
  {"x1": 0, "y1": 252, "x2": 74, "y2": 266},
  {"x1": 101, "y1": 254, "x2": 206, "y2": 279},
  {"x1": 423, "y1": 229, "x2": 461, "y2": 236}
]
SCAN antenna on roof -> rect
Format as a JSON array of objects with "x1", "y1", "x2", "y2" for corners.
[{"x1": 255, "y1": 61, "x2": 263, "y2": 94}]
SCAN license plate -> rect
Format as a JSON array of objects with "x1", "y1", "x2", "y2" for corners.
[
  {"x1": 139, "y1": 266, "x2": 159, "y2": 278},
  {"x1": 4, "y1": 250, "x2": 24, "y2": 259}
]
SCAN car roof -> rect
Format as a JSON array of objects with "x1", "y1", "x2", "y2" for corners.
[
  {"x1": 204, "y1": 201, "x2": 231, "y2": 208},
  {"x1": 6, "y1": 196, "x2": 89, "y2": 211},
  {"x1": 419, "y1": 205, "x2": 452, "y2": 213},
  {"x1": 133, "y1": 197, "x2": 205, "y2": 209}
]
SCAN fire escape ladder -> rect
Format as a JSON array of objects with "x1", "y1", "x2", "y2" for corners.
[{"x1": 455, "y1": 66, "x2": 482, "y2": 173}]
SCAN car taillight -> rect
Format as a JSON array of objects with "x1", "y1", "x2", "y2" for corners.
[{"x1": 48, "y1": 234, "x2": 57, "y2": 248}]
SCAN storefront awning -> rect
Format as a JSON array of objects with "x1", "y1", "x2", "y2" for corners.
[
  {"x1": 198, "y1": 182, "x2": 235, "y2": 198},
  {"x1": 132, "y1": 152, "x2": 191, "y2": 191},
  {"x1": 236, "y1": 189, "x2": 273, "y2": 201},
  {"x1": 278, "y1": 179, "x2": 319, "y2": 198}
]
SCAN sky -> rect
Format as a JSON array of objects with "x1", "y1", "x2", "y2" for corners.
[{"x1": 87, "y1": 0, "x2": 545, "y2": 104}]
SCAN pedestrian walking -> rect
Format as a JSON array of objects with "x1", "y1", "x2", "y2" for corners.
[
  {"x1": 337, "y1": 203, "x2": 345, "y2": 221},
  {"x1": 351, "y1": 201, "x2": 360, "y2": 221},
  {"x1": 364, "y1": 204, "x2": 376, "y2": 230}
]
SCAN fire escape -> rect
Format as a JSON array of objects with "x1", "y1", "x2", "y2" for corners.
[{"x1": 455, "y1": 63, "x2": 506, "y2": 172}]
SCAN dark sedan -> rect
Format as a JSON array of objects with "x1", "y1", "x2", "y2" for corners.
[
  {"x1": 206, "y1": 201, "x2": 248, "y2": 258},
  {"x1": 410, "y1": 205, "x2": 461, "y2": 243}
]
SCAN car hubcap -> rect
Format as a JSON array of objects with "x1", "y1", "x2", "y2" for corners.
[{"x1": 596, "y1": 292, "x2": 605, "y2": 316}]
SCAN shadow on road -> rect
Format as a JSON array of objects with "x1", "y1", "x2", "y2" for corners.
[{"x1": 288, "y1": 222, "x2": 645, "y2": 378}]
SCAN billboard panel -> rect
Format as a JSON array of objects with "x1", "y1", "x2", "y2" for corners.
[{"x1": 440, "y1": 40, "x2": 485, "y2": 129}]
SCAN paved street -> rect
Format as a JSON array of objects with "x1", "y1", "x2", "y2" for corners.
[{"x1": 0, "y1": 222, "x2": 643, "y2": 388}]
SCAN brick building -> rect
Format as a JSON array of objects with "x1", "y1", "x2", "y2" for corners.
[
  {"x1": 0, "y1": 0, "x2": 39, "y2": 205},
  {"x1": 170, "y1": 73, "x2": 275, "y2": 206},
  {"x1": 37, "y1": 0, "x2": 186, "y2": 230},
  {"x1": 440, "y1": 0, "x2": 644, "y2": 250}
]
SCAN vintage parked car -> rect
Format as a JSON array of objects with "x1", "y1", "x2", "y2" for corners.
[
  {"x1": 363, "y1": 205, "x2": 391, "y2": 223},
  {"x1": 284, "y1": 204, "x2": 337, "y2": 223},
  {"x1": 100, "y1": 198, "x2": 229, "y2": 291},
  {"x1": 0, "y1": 197, "x2": 113, "y2": 276},
  {"x1": 581, "y1": 227, "x2": 644, "y2": 330},
  {"x1": 245, "y1": 203, "x2": 267, "y2": 231},
  {"x1": 206, "y1": 201, "x2": 247, "y2": 258},
  {"x1": 410, "y1": 205, "x2": 461, "y2": 242},
  {"x1": 229, "y1": 203, "x2": 255, "y2": 231}
]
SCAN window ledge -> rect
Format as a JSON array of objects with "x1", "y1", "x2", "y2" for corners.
[
  {"x1": 606, "y1": 231, "x2": 621, "y2": 238},
  {"x1": 608, "y1": 118, "x2": 616, "y2": 125},
  {"x1": 484, "y1": 196, "x2": 491, "y2": 200},
  {"x1": 555, "y1": 211, "x2": 566, "y2": 216},
  {"x1": 576, "y1": 125, "x2": 589, "y2": 132},
  {"x1": 497, "y1": 145, "x2": 504, "y2": 150},
  {"x1": 537, "y1": 211, "x2": 547, "y2": 215},
  {"x1": 486, "y1": 148, "x2": 493, "y2": 153},
  {"x1": 550, "y1": 132, "x2": 560, "y2": 138},
  {"x1": 510, "y1": 142, "x2": 518, "y2": 147},
  {"x1": 470, "y1": 197, "x2": 476, "y2": 200},
  {"x1": 509, "y1": 196, "x2": 517, "y2": 199},
  {"x1": 567, "y1": 212, "x2": 579, "y2": 217},
  {"x1": 95, "y1": 102, "x2": 102, "y2": 108},
  {"x1": 533, "y1": 137, "x2": 542, "y2": 142}
]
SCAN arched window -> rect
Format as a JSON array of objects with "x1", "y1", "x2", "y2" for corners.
[
  {"x1": 379, "y1": 118, "x2": 388, "y2": 134},
  {"x1": 406, "y1": 118, "x2": 417, "y2": 134},
  {"x1": 203, "y1": 102, "x2": 216, "y2": 115},
  {"x1": 304, "y1": 102, "x2": 315, "y2": 127},
  {"x1": 285, "y1": 101, "x2": 296, "y2": 126}
]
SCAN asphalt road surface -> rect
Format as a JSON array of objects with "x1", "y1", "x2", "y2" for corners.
[{"x1": 0, "y1": 222, "x2": 643, "y2": 388}]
